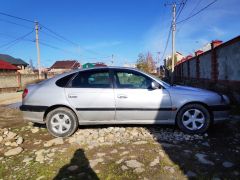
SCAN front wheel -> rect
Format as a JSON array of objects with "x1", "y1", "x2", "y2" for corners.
[
  {"x1": 176, "y1": 104, "x2": 211, "y2": 134},
  {"x1": 46, "y1": 107, "x2": 79, "y2": 137}
]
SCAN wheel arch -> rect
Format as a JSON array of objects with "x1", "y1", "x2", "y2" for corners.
[
  {"x1": 43, "y1": 104, "x2": 78, "y2": 122},
  {"x1": 175, "y1": 101, "x2": 213, "y2": 124}
]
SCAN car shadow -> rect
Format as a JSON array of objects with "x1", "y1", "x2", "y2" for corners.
[{"x1": 54, "y1": 148, "x2": 99, "y2": 180}]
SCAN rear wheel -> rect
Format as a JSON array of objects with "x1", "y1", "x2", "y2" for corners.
[
  {"x1": 46, "y1": 107, "x2": 78, "y2": 137},
  {"x1": 177, "y1": 104, "x2": 211, "y2": 134}
]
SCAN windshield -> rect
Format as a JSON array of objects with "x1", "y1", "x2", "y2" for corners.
[{"x1": 144, "y1": 72, "x2": 171, "y2": 87}]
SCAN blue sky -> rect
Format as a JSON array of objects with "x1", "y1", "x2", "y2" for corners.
[{"x1": 0, "y1": 0, "x2": 239, "y2": 67}]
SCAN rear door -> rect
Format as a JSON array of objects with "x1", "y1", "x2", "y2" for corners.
[
  {"x1": 65, "y1": 69, "x2": 115, "y2": 121},
  {"x1": 113, "y1": 69, "x2": 172, "y2": 122}
]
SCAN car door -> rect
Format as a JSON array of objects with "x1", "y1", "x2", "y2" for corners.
[
  {"x1": 113, "y1": 69, "x2": 172, "y2": 122},
  {"x1": 65, "y1": 69, "x2": 115, "y2": 121}
]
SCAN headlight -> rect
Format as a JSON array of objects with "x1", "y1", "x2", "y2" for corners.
[{"x1": 222, "y1": 94, "x2": 230, "y2": 104}]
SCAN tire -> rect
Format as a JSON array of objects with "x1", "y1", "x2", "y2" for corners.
[
  {"x1": 46, "y1": 107, "x2": 79, "y2": 137},
  {"x1": 176, "y1": 104, "x2": 211, "y2": 134}
]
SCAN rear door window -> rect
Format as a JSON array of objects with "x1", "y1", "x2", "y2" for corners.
[
  {"x1": 56, "y1": 73, "x2": 76, "y2": 87},
  {"x1": 69, "y1": 70, "x2": 112, "y2": 88}
]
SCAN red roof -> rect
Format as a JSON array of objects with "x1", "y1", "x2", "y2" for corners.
[
  {"x1": 0, "y1": 60, "x2": 18, "y2": 70},
  {"x1": 51, "y1": 60, "x2": 80, "y2": 69},
  {"x1": 94, "y1": 62, "x2": 107, "y2": 67}
]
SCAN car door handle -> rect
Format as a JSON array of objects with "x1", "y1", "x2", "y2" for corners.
[
  {"x1": 117, "y1": 94, "x2": 128, "y2": 99},
  {"x1": 68, "y1": 95, "x2": 78, "y2": 98}
]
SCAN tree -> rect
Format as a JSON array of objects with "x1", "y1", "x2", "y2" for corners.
[
  {"x1": 136, "y1": 53, "x2": 148, "y2": 72},
  {"x1": 136, "y1": 52, "x2": 156, "y2": 73},
  {"x1": 146, "y1": 52, "x2": 156, "y2": 73}
]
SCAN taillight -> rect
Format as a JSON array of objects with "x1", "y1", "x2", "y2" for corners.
[{"x1": 22, "y1": 88, "x2": 28, "y2": 99}]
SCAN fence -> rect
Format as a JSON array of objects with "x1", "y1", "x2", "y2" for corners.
[
  {"x1": 174, "y1": 36, "x2": 240, "y2": 103},
  {"x1": 0, "y1": 73, "x2": 55, "y2": 93}
]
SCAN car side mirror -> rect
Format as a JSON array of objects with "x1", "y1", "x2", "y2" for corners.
[{"x1": 151, "y1": 81, "x2": 160, "y2": 89}]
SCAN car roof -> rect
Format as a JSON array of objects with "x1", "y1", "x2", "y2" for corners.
[{"x1": 48, "y1": 66, "x2": 169, "y2": 89}]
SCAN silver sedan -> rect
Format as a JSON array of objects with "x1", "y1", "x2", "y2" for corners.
[{"x1": 20, "y1": 67, "x2": 230, "y2": 137}]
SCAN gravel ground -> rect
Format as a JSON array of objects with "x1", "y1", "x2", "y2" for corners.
[{"x1": 0, "y1": 107, "x2": 239, "y2": 179}]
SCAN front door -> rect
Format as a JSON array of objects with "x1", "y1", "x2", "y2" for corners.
[
  {"x1": 65, "y1": 69, "x2": 115, "y2": 121},
  {"x1": 113, "y1": 69, "x2": 172, "y2": 122}
]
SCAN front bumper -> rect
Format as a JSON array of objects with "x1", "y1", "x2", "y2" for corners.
[{"x1": 210, "y1": 105, "x2": 230, "y2": 123}]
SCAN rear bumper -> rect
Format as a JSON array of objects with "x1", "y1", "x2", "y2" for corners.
[
  {"x1": 20, "y1": 105, "x2": 46, "y2": 124},
  {"x1": 22, "y1": 111, "x2": 45, "y2": 124}
]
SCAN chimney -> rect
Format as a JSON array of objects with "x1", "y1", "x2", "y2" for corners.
[{"x1": 211, "y1": 40, "x2": 223, "y2": 49}]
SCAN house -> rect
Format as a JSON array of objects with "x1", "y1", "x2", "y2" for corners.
[
  {"x1": 165, "y1": 52, "x2": 184, "y2": 70},
  {"x1": 50, "y1": 60, "x2": 81, "y2": 74},
  {"x1": 123, "y1": 63, "x2": 136, "y2": 68},
  {"x1": 82, "y1": 62, "x2": 107, "y2": 69},
  {"x1": 0, "y1": 54, "x2": 28, "y2": 70},
  {"x1": 0, "y1": 60, "x2": 19, "y2": 74}
]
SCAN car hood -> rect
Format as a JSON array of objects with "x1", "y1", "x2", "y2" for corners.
[{"x1": 168, "y1": 85, "x2": 217, "y2": 96}]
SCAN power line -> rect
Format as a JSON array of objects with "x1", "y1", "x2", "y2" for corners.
[
  {"x1": 40, "y1": 29, "x2": 68, "y2": 42},
  {"x1": 39, "y1": 23, "x2": 79, "y2": 47},
  {"x1": 176, "y1": 0, "x2": 188, "y2": 20},
  {"x1": 160, "y1": 26, "x2": 171, "y2": 61},
  {"x1": 176, "y1": 0, "x2": 218, "y2": 24},
  {"x1": 38, "y1": 41, "x2": 80, "y2": 55},
  {"x1": 177, "y1": 0, "x2": 203, "y2": 32},
  {"x1": 0, "y1": 18, "x2": 32, "y2": 29},
  {"x1": 0, "y1": 29, "x2": 34, "y2": 49},
  {"x1": 0, "y1": 11, "x2": 35, "y2": 23},
  {"x1": 0, "y1": 11, "x2": 110, "y2": 57},
  {"x1": 39, "y1": 23, "x2": 109, "y2": 56}
]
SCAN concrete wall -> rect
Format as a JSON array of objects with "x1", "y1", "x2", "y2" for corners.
[
  {"x1": 174, "y1": 36, "x2": 240, "y2": 104},
  {"x1": 0, "y1": 73, "x2": 52, "y2": 93},
  {"x1": 199, "y1": 52, "x2": 211, "y2": 79},
  {"x1": 217, "y1": 40, "x2": 240, "y2": 81},
  {"x1": 189, "y1": 58, "x2": 196, "y2": 78},
  {"x1": 182, "y1": 62, "x2": 188, "y2": 78},
  {"x1": 0, "y1": 75, "x2": 18, "y2": 88},
  {"x1": 20, "y1": 74, "x2": 39, "y2": 88}
]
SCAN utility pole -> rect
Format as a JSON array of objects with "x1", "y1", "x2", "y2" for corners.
[
  {"x1": 111, "y1": 54, "x2": 114, "y2": 65},
  {"x1": 171, "y1": 3, "x2": 176, "y2": 84},
  {"x1": 35, "y1": 21, "x2": 41, "y2": 79}
]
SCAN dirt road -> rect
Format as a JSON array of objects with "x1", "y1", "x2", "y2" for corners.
[{"x1": 0, "y1": 92, "x2": 22, "y2": 106}]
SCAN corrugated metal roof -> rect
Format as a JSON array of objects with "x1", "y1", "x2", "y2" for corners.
[
  {"x1": 51, "y1": 60, "x2": 80, "y2": 69},
  {"x1": 0, "y1": 54, "x2": 28, "y2": 66},
  {"x1": 0, "y1": 60, "x2": 19, "y2": 70}
]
